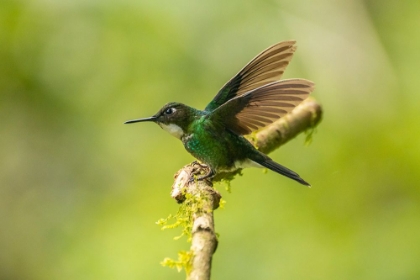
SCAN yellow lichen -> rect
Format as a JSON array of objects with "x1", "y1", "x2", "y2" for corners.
[{"x1": 161, "y1": 250, "x2": 193, "y2": 275}]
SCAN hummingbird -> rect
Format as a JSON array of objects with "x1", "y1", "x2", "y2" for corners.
[{"x1": 125, "y1": 41, "x2": 314, "y2": 186}]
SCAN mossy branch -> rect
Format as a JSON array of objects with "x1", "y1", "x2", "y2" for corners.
[{"x1": 162, "y1": 98, "x2": 322, "y2": 279}]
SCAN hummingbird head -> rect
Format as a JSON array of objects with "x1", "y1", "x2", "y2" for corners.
[{"x1": 124, "y1": 102, "x2": 198, "y2": 139}]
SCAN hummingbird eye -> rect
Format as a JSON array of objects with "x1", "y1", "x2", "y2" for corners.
[{"x1": 165, "y1": 107, "x2": 176, "y2": 115}]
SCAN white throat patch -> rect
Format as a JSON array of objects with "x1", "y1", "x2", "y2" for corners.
[{"x1": 158, "y1": 123, "x2": 184, "y2": 139}]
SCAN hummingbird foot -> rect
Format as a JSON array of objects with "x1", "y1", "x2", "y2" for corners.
[
  {"x1": 191, "y1": 161, "x2": 208, "y2": 169},
  {"x1": 189, "y1": 162, "x2": 215, "y2": 183}
]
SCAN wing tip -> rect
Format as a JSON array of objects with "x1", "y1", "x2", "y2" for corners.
[{"x1": 273, "y1": 40, "x2": 298, "y2": 52}]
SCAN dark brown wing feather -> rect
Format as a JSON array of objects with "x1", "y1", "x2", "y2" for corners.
[
  {"x1": 209, "y1": 79, "x2": 315, "y2": 135},
  {"x1": 205, "y1": 41, "x2": 297, "y2": 112}
]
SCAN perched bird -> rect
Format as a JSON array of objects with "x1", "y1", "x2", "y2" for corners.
[{"x1": 125, "y1": 41, "x2": 314, "y2": 186}]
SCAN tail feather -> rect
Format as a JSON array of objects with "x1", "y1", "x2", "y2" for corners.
[{"x1": 258, "y1": 158, "x2": 310, "y2": 186}]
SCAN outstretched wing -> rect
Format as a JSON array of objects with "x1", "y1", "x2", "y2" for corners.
[
  {"x1": 208, "y1": 79, "x2": 315, "y2": 135},
  {"x1": 205, "y1": 41, "x2": 297, "y2": 112}
]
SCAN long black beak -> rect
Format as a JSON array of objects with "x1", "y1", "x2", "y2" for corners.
[{"x1": 124, "y1": 116, "x2": 157, "y2": 124}]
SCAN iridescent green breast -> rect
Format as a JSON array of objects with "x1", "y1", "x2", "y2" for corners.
[{"x1": 182, "y1": 117, "x2": 253, "y2": 170}]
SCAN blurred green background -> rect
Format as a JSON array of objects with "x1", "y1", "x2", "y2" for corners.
[{"x1": 1, "y1": 0, "x2": 420, "y2": 279}]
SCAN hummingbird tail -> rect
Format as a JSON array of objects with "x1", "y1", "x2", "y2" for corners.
[{"x1": 258, "y1": 159, "x2": 311, "y2": 186}]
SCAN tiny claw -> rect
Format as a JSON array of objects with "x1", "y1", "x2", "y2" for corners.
[
  {"x1": 191, "y1": 161, "x2": 209, "y2": 169},
  {"x1": 188, "y1": 164, "x2": 215, "y2": 183}
]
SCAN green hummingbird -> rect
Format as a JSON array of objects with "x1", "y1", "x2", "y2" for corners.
[{"x1": 125, "y1": 40, "x2": 314, "y2": 186}]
